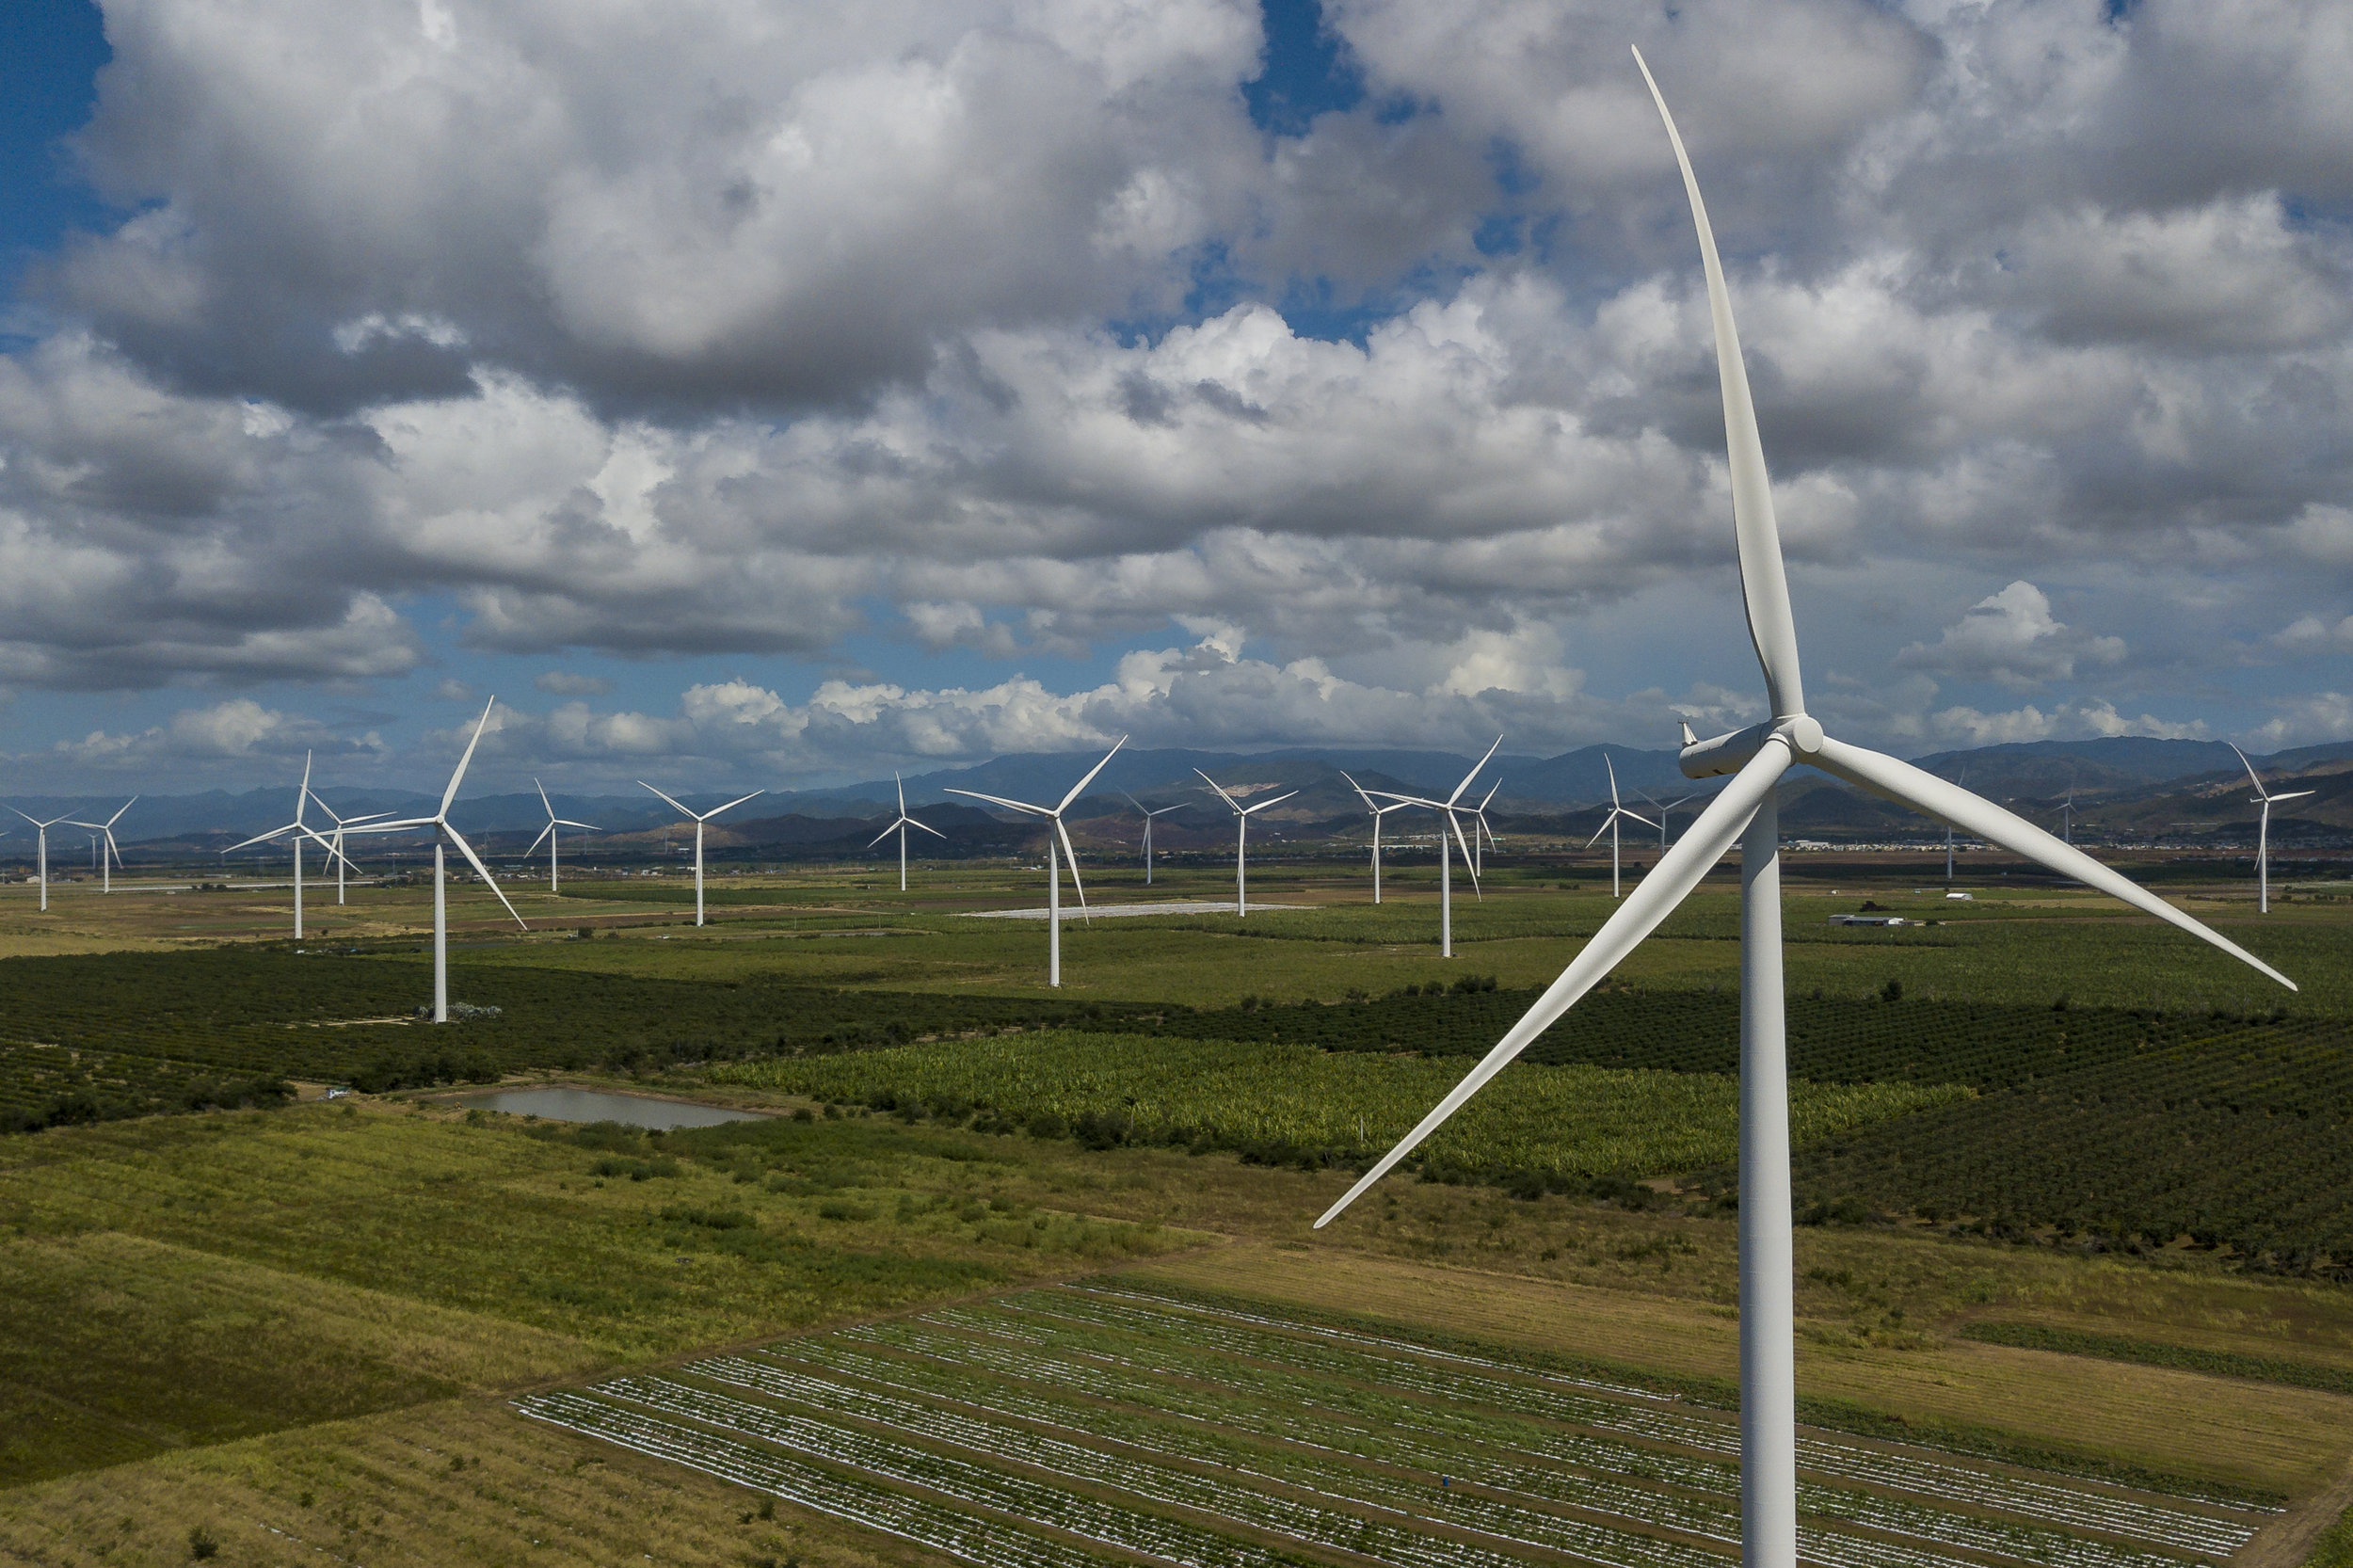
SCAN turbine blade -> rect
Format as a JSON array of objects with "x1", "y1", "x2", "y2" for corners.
[
  {"x1": 445, "y1": 826, "x2": 528, "y2": 930},
  {"x1": 296, "y1": 751, "x2": 312, "y2": 822},
  {"x1": 528, "y1": 823, "x2": 555, "y2": 855},
  {"x1": 1449, "y1": 810, "x2": 1481, "y2": 897},
  {"x1": 1623, "y1": 810, "x2": 1660, "y2": 831},
  {"x1": 943, "y1": 787, "x2": 1050, "y2": 817},
  {"x1": 709, "y1": 790, "x2": 765, "y2": 819},
  {"x1": 910, "y1": 817, "x2": 948, "y2": 839},
  {"x1": 1450, "y1": 735, "x2": 1504, "y2": 807},
  {"x1": 2270, "y1": 790, "x2": 2317, "y2": 803},
  {"x1": 554, "y1": 819, "x2": 599, "y2": 829},
  {"x1": 536, "y1": 777, "x2": 555, "y2": 817},
  {"x1": 1055, "y1": 817, "x2": 1089, "y2": 917},
  {"x1": 867, "y1": 823, "x2": 899, "y2": 849},
  {"x1": 1584, "y1": 817, "x2": 1612, "y2": 850},
  {"x1": 224, "y1": 822, "x2": 301, "y2": 854},
  {"x1": 1243, "y1": 790, "x2": 1300, "y2": 815},
  {"x1": 1813, "y1": 735, "x2": 2295, "y2": 990},
  {"x1": 638, "y1": 780, "x2": 694, "y2": 817},
  {"x1": 441, "y1": 700, "x2": 497, "y2": 819},
  {"x1": 108, "y1": 796, "x2": 137, "y2": 826},
  {"x1": 1339, "y1": 771, "x2": 1378, "y2": 811},
  {"x1": 1606, "y1": 754, "x2": 1620, "y2": 808},
  {"x1": 896, "y1": 772, "x2": 907, "y2": 814},
  {"x1": 1194, "y1": 769, "x2": 1242, "y2": 813},
  {"x1": 1057, "y1": 736, "x2": 1128, "y2": 814},
  {"x1": 1634, "y1": 46, "x2": 1805, "y2": 719},
  {"x1": 2228, "y1": 743, "x2": 2267, "y2": 799},
  {"x1": 1318, "y1": 740, "x2": 1791, "y2": 1227}
]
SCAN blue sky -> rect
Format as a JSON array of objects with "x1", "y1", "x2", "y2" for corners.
[{"x1": 1, "y1": 0, "x2": 2348, "y2": 795}]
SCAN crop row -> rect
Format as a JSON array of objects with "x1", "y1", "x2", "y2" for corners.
[
  {"x1": 1787, "y1": 1023, "x2": 2353, "y2": 1269},
  {"x1": 1009, "y1": 1288, "x2": 2256, "y2": 1556},
  {"x1": 597, "y1": 1370, "x2": 1702, "y2": 1568},
  {"x1": 748, "y1": 1323, "x2": 2175, "y2": 1568},
  {"x1": 712, "y1": 1030, "x2": 1968, "y2": 1181}
]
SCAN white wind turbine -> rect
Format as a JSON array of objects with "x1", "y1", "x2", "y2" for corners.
[
  {"x1": 1339, "y1": 773, "x2": 1416, "y2": 904},
  {"x1": 528, "y1": 779, "x2": 600, "y2": 895},
  {"x1": 1195, "y1": 771, "x2": 1300, "y2": 917},
  {"x1": 1586, "y1": 756, "x2": 1658, "y2": 898},
  {"x1": 2232, "y1": 744, "x2": 2314, "y2": 914},
  {"x1": 1641, "y1": 787, "x2": 1699, "y2": 855},
  {"x1": 342, "y1": 700, "x2": 527, "y2": 1021},
  {"x1": 1312, "y1": 52, "x2": 2297, "y2": 1568},
  {"x1": 65, "y1": 797, "x2": 136, "y2": 893},
  {"x1": 1364, "y1": 737, "x2": 1500, "y2": 957},
  {"x1": 2053, "y1": 773, "x2": 2079, "y2": 845},
  {"x1": 223, "y1": 755, "x2": 339, "y2": 939},
  {"x1": 637, "y1": 782, "x2": 763, "y2": 927},
  {"x1": 1468, "y1": 781, "x2": 1503, "y2": 876},
  {"x1": 946, "y1": 739, "x2": 1126, "y2": 987},
  {"x1": 1122, "y1": 793, "x2": 1184, "y2": 887},
  {"x1": 868, "y1": 773, "x2": 944, "y2": 892},
  {"x1": 8, "y1": 806, "x2": 74, "y2": 910},
  {"x1": 308, "y1": 794, "x2": 394, "y2": 905}
]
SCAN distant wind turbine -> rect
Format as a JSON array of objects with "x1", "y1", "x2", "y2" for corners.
[
  {"x1": 2232, "y1": 744, "x2": 2314, "y2": 914},
  {"x1": 309, "y1": 794, "x2": 393, "y2": 905},
  {"x1": 1339, "y1": 772, "x2": 1415, "y2": 904},
  {"x1": 2053, "y1": 774, "x2": 2078, "y2": 845},
  {"x1": 65, "y1": 797, "x2": 136, "y2": 893},
  {"x1": 946, "y1": 739, "x2": 1126, "y2": 987},
  {"x1": 1641, "y1": 787, "x2": 1698, "y2": 854},
  {"x1": 1121, "y1": 793, "x2": 1184, "y2": 887},
  {"x1": 1310, "y1": 54, "x2": 2297, "y2": 1568},
  {"x1": 528, "y1": 779, "x2": 600, "y2": 895},
  {"x1": 223, "y1": 755, "x2": 337, "y2": 939},
  {"x1": 1468, "y1": 782, "x2": 1503, "y2": 877},
  {"x1": 1195, "y1": 771, "x2": 1299, "y2": 917},
  {"x1": 638, "y1": 782, "x2": 763, "y2": 926},
  {"x1": 344, "y1": 700, "x2": 527, "y2": 1021},
  {"x1": 8, "y1": 806, "x2": 75, "y2": 912},
  {"x1": 1364, "y1": 736, "x2": 1500, "y2": 957},
  {"x1": 1587, "y1": 756, "x2": 1658, "y2": 898},
  {"x1": 868, "y1": 774, "x2": 944, "y2": 892}
]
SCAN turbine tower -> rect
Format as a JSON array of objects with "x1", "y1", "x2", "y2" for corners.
[
  {"x1": 1587, "y1": 756, "x2": 1658, "y2": 898},
  {"x1": 1121, "y1": 793, "x2": 1184, "y2": 887},
  {"x1": 223, "y1": 755, "x2": 336, "y2": 939},
  {"x1": 344, "y1": 701, "x2": 527, "y2": 1021},
  {"x1": 65, "y1": 797, "x2": 136, "y2": 893},
  {"x1": 868, "y1": 774, "x2": 945, "y2": 892},
  {"x1": 1312, "y1": 54, "x2": 2296, "y2": 1568},
  {"x1": 1339, "y1": 773, "x2": 1414, "y2": 904},
  {"x1": 1945, "y1": 766, "x2": 1967, "y2": 884},
  {"x1": 1364, "y1": 737, "x2": 1499, "y2": 957},
  {"x1": 1195, "y1": 771, "x2": 1299, "y2": 917},
  {"x1": 637, "y1": 782, "x2": 764, "y2": 926},
  {"x1": 7, "y1": 807, "x2": 75, "y2": 911},
  {"x1": 2232, "y1": 744, "x2": 2314, "y2": 914},
  {"x1": 528, "y1": 779, "x2": 600, "y2": 895},
  {"x1": 946, "y1": 739, "x2": 1125, "y2": 987}
]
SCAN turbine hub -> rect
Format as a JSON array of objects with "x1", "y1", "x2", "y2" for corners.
[{"x1": 1779, "y1": 714, "x2": 1824, "y2": 756}]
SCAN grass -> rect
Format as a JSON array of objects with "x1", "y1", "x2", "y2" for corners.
[{"x1": 1959, "y1": 1321, "x2": 2353, "y2": 1396}]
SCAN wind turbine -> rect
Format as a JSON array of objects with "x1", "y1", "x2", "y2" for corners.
[
  {"x1": 1339, "y1": 773, "x2": 1416, "y2": 904},
  {"x1": 1311, "y1": 54, "x2": 2297, "y2": 1568},
  {"x1": 1641, "y1": 787, "x2": 1698, "y2": 854},
  {"x1": 1364, "y1": 737, "x2": 1500, "y2": 957},
  {"x1": 1468, "y1": 782, "x2": 1503, "y2": 877},
  {"x1": 2053, "y1": 773, "x2": 2079, "y2": 845},
  {"x1": 222, "y1": 755, "x2": 337, "y2": 939},
  {"x1": 65, "y1": 797, "x2": 136, "y2": 893},
  {"x1": 1195, "y1": 772, "x2": 1300, "y2": 917},
  {"x1": 868, "y1": 773, "x2": 944, "y2": 892},
  {"x1": 1587, "y1": 756, "x2": 1658, "y2": 898},
  {"x1": 637, "y1": 782, "x2": 763, "y2": 926},
  {"x1": 1121, "y1": 792, "x2": 1184, "y2": 887},
  {"x1": 945, "y1": 739, "x2": 1125, "y2": 987},
  {"x1": 528, "y1": 779, "x2": 600, "y2": 895},
  {"x1": 7, "y1": 807, "x2": 74, "y2": 911},
  {"x1": 2232, "y1": 744, "x2": 2315, "y2": 914},
  {"x1": 342, "y1": 700, "x2": 527, "y2": 1021}
]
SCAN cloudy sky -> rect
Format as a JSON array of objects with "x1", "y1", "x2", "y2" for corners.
[{"x1": 1, "y1": 0, "x2": 2347, "y2": 796}]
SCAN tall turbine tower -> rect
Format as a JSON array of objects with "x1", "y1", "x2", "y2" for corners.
[
  {"x1": 1339, "y1": 773, "x2": 1414, "y2": 904},
  {"x1": 2232, "y1": 744, "x2": 2314, "y2": 914},
  {"x1": 1364, "y1": 737, "x2": 1499, "y2": 957},
  {"x1": 65, "y1": 797, "x2": 136, "y2": 893},
  {"x1": 637, "y1": 782, "x2": 764, "y2": 926},
  {"x1": 1121, "y1": 793, "x2": 1184, "y2": 887},
  {"x1": 344, "y1": 700, "x2": 527, "y2": 1021},
  {"x1": 868, "y1": 774, "x2": 945, "y2": 892},
  {"x1": 528, "y1": 780, "x2": 600, "y2": 894},
  {"x1": 1587, "y1": 756, "x2": 1658, "y2": 898},
  {"x1": 947, "y1": 740, "x2": 1125, "y2": 987},
  {"x1": 1312, "y1": 53, "x2": 2297, "y2": 1568},
  {"x1": 8, "y1": 807, "x2": 75, "y2": 911},
  {"x1": 1195, "y1": 771, "x2": 1299, "y2": 917}
]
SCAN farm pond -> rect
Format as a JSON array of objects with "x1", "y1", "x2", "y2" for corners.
[{"x1": 452, "y1": 1086, "x2": 767, "y2": 1129}]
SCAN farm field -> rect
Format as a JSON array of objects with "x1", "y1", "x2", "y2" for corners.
[{"x1": 3, "y1": 855, "x2": 2351, "y2": 1564}]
